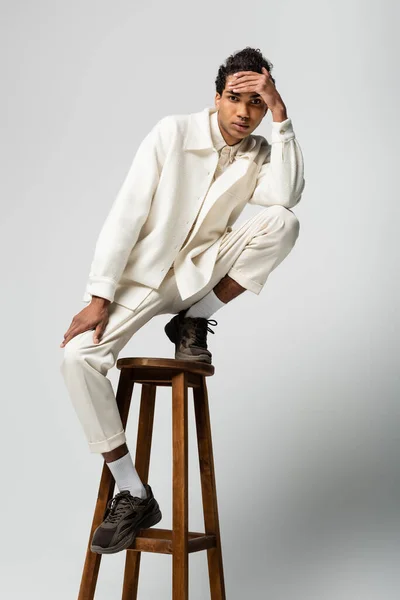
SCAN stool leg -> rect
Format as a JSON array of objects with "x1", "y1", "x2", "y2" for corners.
[
  {"x1": 172, "y1": 371, "x2": 189, "y2": 599},
  {"x1": 78, "y1": 369, "x2": 134, "y2": 600},
  {"x1": 122, "y1": 383, "x2": 157, "y2": 600},
  {"x1": 193, "y1": 376, "x2": 226, "y2": 600}
]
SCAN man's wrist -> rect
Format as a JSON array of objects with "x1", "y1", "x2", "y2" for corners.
[
  {"x1": 91, "y1": 295, "x2": 111, "y2": 307},
  {"x1": 271, "y1": 104, "x2": 288, "y2": 122}
]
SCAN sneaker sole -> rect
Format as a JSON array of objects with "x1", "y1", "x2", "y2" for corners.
[{"x1": 90, "y1": 508, "x2": 162, "y2": 555}]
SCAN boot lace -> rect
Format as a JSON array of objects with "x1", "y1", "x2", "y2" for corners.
[{"x1": 193, "y1": 318, "x2": 218, "y2": 347}]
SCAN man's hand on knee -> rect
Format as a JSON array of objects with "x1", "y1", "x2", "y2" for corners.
[{"x1": 60, "y1": 296, "x2": 111, "y2": 347}]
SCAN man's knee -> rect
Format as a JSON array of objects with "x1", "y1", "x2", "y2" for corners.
[
  {"x1": 60, "y1": 337, "x2": 86, "y2": 375},
  {"x1": 267, "y1": 204, "x2": 299, "y2": 225},
  {"x1": 60, "y1": 331, "x2": 98, "y2": 373},
  {"x1": 260, "y1": 205, "x2": 300, "y2": 241}
]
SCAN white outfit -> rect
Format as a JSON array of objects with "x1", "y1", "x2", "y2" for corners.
[
  {"x1": 60, "y1": 107, "x2": 304, "y2": 454},
  {"x1": 81, "y1": 105, "x2": 305, "y2": 308}
]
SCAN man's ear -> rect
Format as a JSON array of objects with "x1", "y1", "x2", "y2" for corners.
[{"x1": 215, "y1": 92, "x2": 221, "y2": 109}]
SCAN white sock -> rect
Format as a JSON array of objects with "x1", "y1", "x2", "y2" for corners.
[
  {"x1": 106, "y1": 452, "x2": 147, "y2": 499},
  {"x1": 185, "y1": 290, "x2": 226, "y2": 319}
]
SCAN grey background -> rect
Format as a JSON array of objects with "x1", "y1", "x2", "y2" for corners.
[{"x1": 1, "y1": 0, "x2": 399, "y2": 598}]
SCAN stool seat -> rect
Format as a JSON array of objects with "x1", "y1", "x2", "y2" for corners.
[
  {"x1": 78, "y1": 357, "x2": 225, "y2": 600},
  {"x1": 117, "y1": 356, "x2": 215, "y2": 383}
]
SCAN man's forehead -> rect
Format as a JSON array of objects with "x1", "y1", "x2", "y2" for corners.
[{"x1": 224, "y1": 89, "x2": 262, "y2": 98}]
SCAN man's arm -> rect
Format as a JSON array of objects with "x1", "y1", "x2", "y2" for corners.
[
  {"x1": 227, "y1": 69, "x2": 305, "y2": 209},
  {"x1": 248, "y1": 113, "x2": 305, "y2": 209},
  {"x1": 84, "y1": 117, "x2": 168, "y2": 303}
]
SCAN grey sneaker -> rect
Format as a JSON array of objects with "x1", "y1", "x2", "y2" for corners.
[
  {"x1": 90, "y1": 483, "x2": 162, "y2": 554},
  {"x1": 164, "y1": 310, "x2": 218, "y2": 364}
]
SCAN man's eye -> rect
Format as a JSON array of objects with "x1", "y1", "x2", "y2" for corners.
[{"x1": 228, "y1": 96, "x2": 261, "y2": 105}]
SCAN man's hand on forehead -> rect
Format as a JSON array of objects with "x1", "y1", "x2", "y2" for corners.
[{"x1": 226, "y1": 67, "x2": 285, "y2": 112}]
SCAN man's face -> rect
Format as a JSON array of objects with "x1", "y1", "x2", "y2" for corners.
[{"x1": 214, "y1": 72, "x2": 268, "y2": 146}]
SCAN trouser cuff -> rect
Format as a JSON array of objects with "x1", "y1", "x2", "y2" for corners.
[
  {"x1": 227, "y1": 268, "x2": 263, "y2": 295},
  {"x1": 88, "y1": 430, "x2": 127, "y2": 454}
]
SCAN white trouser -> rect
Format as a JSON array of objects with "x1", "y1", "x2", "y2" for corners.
[{"x1": 60, "y1": 205, "x2": 300, "y2": 453}]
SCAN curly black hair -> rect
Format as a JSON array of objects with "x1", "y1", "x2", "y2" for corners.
[{"x1": 215, "y1": 47, "x2": 275, "y2": 96}]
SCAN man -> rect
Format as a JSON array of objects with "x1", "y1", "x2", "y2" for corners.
[{"x1": 60, "y1": 47, "x2": 305, "y2": 554}]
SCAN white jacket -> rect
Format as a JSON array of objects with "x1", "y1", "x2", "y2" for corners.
[{"x1": 83, "y1": 106, "x2": 305, "y2": 304}]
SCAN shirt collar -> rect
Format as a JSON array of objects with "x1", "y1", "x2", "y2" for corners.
[{"x1": 209, "y1": 109, "x2": 247, "y2": 159}]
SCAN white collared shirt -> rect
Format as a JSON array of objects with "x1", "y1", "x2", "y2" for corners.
[{"x1": 209, "y1": 109, "x2": 248, "y2": 179}]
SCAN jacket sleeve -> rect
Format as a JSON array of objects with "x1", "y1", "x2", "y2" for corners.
[
  {"x1": 248, "y1": 118, "x2": 305, "y2": 209},
  {"x1": 83, "y1": 118, "x2": 167, "y2": 303}
]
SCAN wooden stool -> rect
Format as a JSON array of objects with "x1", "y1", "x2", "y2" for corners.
[{"x1": 78, "y1": 357, "x2": 226, "y2": 600}]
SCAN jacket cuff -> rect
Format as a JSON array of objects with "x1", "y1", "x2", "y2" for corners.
[
  {"x1": 270, "y1": 118, "x2": 295, "y2": 143},
  {"x1": 84, "y1": 276, "x2": 117, "y2": 303}
]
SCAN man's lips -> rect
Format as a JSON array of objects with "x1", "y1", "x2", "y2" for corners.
[{"x1": 232, "y1": 122, "x2": 249, "y2": 131}]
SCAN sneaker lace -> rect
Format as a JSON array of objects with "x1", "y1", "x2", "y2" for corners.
[{"x1": 104, "y1": 492, "x2": 143, "y2": 524}]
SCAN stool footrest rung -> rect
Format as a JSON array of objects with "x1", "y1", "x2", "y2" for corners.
[{"x1": 126, "y1": 527, "x2": 217, "y2": 554}]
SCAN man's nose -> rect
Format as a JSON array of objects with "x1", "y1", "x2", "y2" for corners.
[{"x1": 237, "y1": 106, "x2": 250, "y2": 120}]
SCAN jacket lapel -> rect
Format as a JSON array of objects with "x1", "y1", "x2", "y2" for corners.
[{"x1": 182, "y1": 106, "x2": 257, "y2": 244}]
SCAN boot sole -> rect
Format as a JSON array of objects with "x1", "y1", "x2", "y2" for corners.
[
  {"x1": 175, "y1": 351, "x2": 212, "y2": 363},
  {"x1": 90, "y1": 508, "x2": 162, "y2": 555}
]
